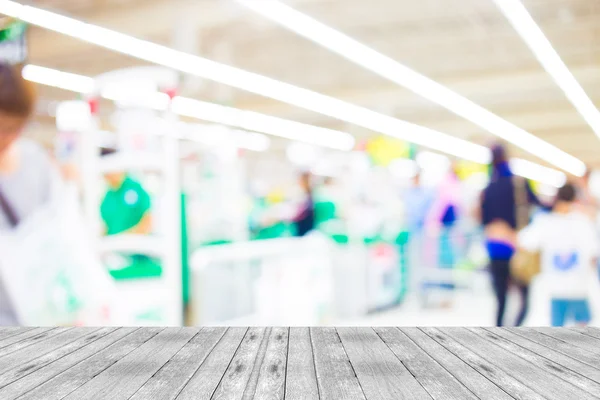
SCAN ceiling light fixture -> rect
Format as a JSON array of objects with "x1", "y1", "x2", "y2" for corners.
[
  {"x1": 236, "y1": 0, "x2": 586, "y2": 177},
  {"x1": 22, "y1": 64, "x2": 95, "y2": 93},
  {"x1": 0, "y1": 0, "x2": 489, "y2": 163},
  {"x1": 23, "y1": 64, "x2": 566, "y2": 186},
  {"x1": 509, "y1": 158, "x2": 567, "y2": 188},
  {"x1": 22, "y1": 64, "x2": 354, "y2": 151},
  {"x1": 492, "y1": 0, "x2": 600, "y2": 141}
]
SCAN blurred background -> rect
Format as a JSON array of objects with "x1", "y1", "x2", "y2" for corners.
[{"x1": 0, "y1": 0, "x2": 599, "y2": 327}]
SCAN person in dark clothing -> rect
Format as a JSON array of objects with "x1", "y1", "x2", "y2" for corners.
[
  {"x1": 293, "y1": 172, "x2": 315, "y2": 237},
  {"x1": 480, "y1": 144, "x2": 542, "y2": 326}
]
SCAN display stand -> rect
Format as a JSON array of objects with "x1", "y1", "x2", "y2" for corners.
[{"x1": 76, "y1": 67, "x2": 183, "y2": 326}]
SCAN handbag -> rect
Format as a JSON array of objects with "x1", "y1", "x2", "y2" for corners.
[{"x1": 509, "y1": 177, "x2": 541, "y2": 285}]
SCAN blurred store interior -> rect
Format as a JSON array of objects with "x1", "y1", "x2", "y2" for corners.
[{"x1": 0, "y1": 0, "x2": 599, "y2": 327}]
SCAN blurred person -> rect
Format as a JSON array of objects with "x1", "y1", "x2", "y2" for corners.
[
  {"x1": 404, "y1": 169, "x2": 434, "y2": 232},
  {"x1": 292, "y1": 171, "x2": 315, "y2": 237},
  {"x1": 0, "y1": 64, "x2": 64, "y2": 325},
  {"x1": 518, "y1": 183, "x2": 598, "y2": 327},
  {"x1": 426, "y1": 165, "x2": 461, "y2": 268},
  {"x1": 480, "y1": 144, "x2": 542, "y2": 326},
  {"x1": 403, "y1": 169, "x2": 434, "y2": 295}
]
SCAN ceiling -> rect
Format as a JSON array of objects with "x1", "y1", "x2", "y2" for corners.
[{"x1": 20, "y1": 0, "x2": 600, "y2": 168}]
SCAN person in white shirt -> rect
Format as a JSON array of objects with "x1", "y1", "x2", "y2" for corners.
[{"x1": 518, "y1": 183, "x2": 598, "y2": 326}]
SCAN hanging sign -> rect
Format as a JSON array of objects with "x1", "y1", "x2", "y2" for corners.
[
  {"x1": 365, "y1": 136, "x2": 415, "y2": 166},
  {"x1": 455, "y1": 160, "x2": 488, "y2": 181}
]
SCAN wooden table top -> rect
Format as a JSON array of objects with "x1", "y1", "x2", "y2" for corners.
[{"x1": 0, "y1": 327, "x2": 598, "y2": 399}]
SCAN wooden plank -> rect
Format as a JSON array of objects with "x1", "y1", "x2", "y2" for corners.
[
  {"x1": 397, "y1": 328, "x2": 512, "y2": 400},
  {"x1": 421, "y1": 328, "x2": 546, "y2": 400},
  {"x1": 0, "y1": 328, "x2": 101, "y2": 375},
  {"x1": 437, "y1": 328, "x2": 597, "y2": 400},
  {"x1": 176, "y1": 327, "x2": 247, "y2": 400},
  {"x1": 17, "y1": 327, "x2": 162, "y2": 400},
  {"x1": 311, "y1": 327, "x2": 366, "y2": 400},
  {"x1": 0, "y1": 328, "x2": 137, "y2": 400},
  {"x1": 62, "y1": 327, "x2": 198, "y2": 400},
  {"x1": 284, "y1": 327, "x2": 319, "y2": 400},
  {"x1": 0, "y1": 328, "x2": 113, "y2": 387},
  {"x1": 0, "y1": 328, "x2": 57, "y2": 353},
  {"x1": 569, "y1": 327, "x2": 600, "y2": 340},
  {"x1": 473, "y1": 328, "x2": 600, "y2": 392},
  {"x1": 337, "y1": 328, "x2": 433, "y2": 399},
  {"x1": 374, "y1": 327, "x2": 479, "y2": 400},
  {"x1": 253, "y1": 327, "x2": 289, "y2": 400},
  {"x1": 0, "y1": 328, "x2": 33, "y2": 341},
  {"x1": 210, "y1": 327, "x2": 269, "y2": 400},
  {"x1": 488, "y1": 328, "x2": 600, "y2": 378},
  {"x1": 506, "y1": 327, "x2": 600, "y2": 370},
  {"x1": 534, "y1": 328, "x2": 600, "y2": 354},
  {"x1": 128, "y1": 327, "x2": 227, "y2": 400}
]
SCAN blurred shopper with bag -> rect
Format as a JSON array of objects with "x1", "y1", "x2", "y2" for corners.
[
  {"x1": 0, "y1": 63, "x2": 62, "y2": 325},
  {"x1": 293, "y1": 172, "x2": 316, "y2": 237},
  {"x1": 518, "y1": 183, "x2": 598, "y2": 327},
  {"x1": 480, "y1": 144, "x2": 542, "y2": 326},
  {"x1": 0, "y1": 63, "x2": 118, "y2": 326}
]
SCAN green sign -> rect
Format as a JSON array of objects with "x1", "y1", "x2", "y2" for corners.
[{"x1": 0, "y1": 19, "x2": 27, "y2": 65}]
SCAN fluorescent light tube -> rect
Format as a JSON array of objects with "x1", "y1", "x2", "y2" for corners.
[
  {"x1": 22, "y1": 64, "x2": 95, "y2": 93},
  {"x1": 1, "y1": 0, "x2": 489, "y2": 163},
  {"x1": 510, "y1": 158, "x2": 567, "y2": 187},
  {"x1": 23, "y1": 63, "x2": 565, "y2": 186},
  {"x1": 22, "y1": 64, "x2": 355, "y2": 151},
  {"x1": 493, "y1": 0, "x2": 600, "y2": 141},
  {"x1": 236, "y1": 0, "x2": 586, "y2": 177}
]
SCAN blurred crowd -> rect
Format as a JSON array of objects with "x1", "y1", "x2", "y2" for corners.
[{"x1": 1, "y1": 62, "x2": 600, "y2": 327}]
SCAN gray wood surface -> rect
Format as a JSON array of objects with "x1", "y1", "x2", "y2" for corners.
[
  {"x1": 435, "y1": 328, "x2": 597, "y2": 400},
  {"x1": 0, "y1": 327, "x2": 597, "y2": 399},
  {"x1": 285, "y1": 328, "x2": 319, "y2": 400}
]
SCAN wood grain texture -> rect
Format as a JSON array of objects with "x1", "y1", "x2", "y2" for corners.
[
  {"x1": 211, "y1": 327, "x2": 269, "y2": 400},
  {"x1": 1, "y1": 327, "x2": 600, "y2": 399},
  {"x1": 569, "y1": 327, "x2": 600, "y2": 340},
  {"x1": 337, "y1": 327, "x2": 432, "y2": 400},
  {"x1": 0, "y1": 327, "x2": 33, "y2": 341},
  {"x1": 62, "y1": 328, "x2": 198, "y2": 400},
  {"x1": 439, "y1": 328, "x2": 598, "y2": 400},
  {"x1": 534, "y1": 327, "x2": 600, "y2": 354},
  {"x1": 311, "y1": 327, "x2": 366, "y2": 400},
  {"x1": 504, "y1": 327, "x2": 600, "y2": 371},
  {"x1": 0, "y1": 328, "x2": 136, "y2": 400},
  {"x1": 421, "y1": 328, "x2": 546, "y2": 400},
  {"x1": 0, "y1": 328, "x2": 100, "y2": 375},
  {"x1": 252, "y1": 327, "x2": 289, "y2": 400},
  {"x1": 470, "y1": 328, "x2": 600, "y2": 394},
  {"x1": 284, "y1": 327, "x2": 319, "y2": 400},
  {"x1": 129, "y1": 327, "x2": 227, "y2": 400},
  {"x1": 175, "y1": 327, "x2": 247, "y2": 400},
  {"x1": 0, "y1": 327, "x2": 113, "y2": 389},
  {"x1": 17, "y1": 328, "x2": 161, "y2": 400},
  {"x1": 396, "y1": 328, "x2": 512, "y2": 400},
  {"x1": 0, "y1": 328, "x2": 59, "y2": 355},
  {"x1": 375, "y1": 327, "x2": 477, "y2": 400}
]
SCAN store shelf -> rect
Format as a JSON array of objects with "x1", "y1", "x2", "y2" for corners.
[
  {"x1": 100, "y1": 234, "x2": 165, "y2": 257},
  {"x1": 99, "y1": 152, "x2": 164, "y2": 173}
]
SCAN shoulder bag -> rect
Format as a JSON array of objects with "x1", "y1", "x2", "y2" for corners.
[{"x1": 510, "y1": 177, "x2": 541, "y2": 285}]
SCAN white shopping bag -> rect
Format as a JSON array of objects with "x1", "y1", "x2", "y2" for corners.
[{"x1": 0, "y1": 189, "x2": 122, "y2": 326}]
